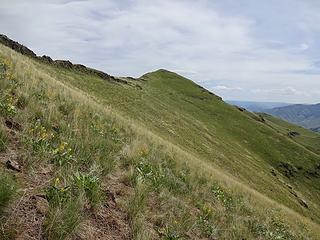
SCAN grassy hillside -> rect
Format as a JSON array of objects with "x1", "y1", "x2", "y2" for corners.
[
  {"x1": 265, "y1": 104, "x2": 320, "y2": 132},
  {"x1": 0, "y1": 41, "x2": 320, "y2": 239},
  {"x1": 260, "y1": 113, "x2": 320, "y2": 155},
  {"x1": 39, "y1": 62, "x2": 320, "y2": 219}
]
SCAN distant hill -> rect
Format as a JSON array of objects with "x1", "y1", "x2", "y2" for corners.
[
  {"x1": 227, "y1": 100, "x2": 291, "y2": 112},
  {"x1": 265, "y1": 103, "x2": 320, "y2": 132}
]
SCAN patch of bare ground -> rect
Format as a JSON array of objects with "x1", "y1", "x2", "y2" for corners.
[
  {"x1": 0, "y1": 121, "x2": 52, "y2": 239},
  {"x1": 1, "y1": 122, "x2": 132, "y2": 239},
  {"x1": 74, "y1": 170, "x2": 131, "y2": 240},
  {"x1": 1, "y1": 116, "x2": 134, "y2": 240}
]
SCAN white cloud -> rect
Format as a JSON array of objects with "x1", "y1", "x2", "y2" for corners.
[
  {"x1": 212, "y1": 85, "x2": 243, "y2": 91},
  {"x1": 251, "y1": 87, "x2": 303, "y2": 96},
  {"x1": 0, "y1": 0, "x2": 320, "y2": 103}
]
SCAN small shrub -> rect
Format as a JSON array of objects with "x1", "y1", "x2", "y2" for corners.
[
  {"x1": 72, "y1": 171, "x2": 102, "y2": 207},
  {"x1": 135, "y1": 161, "x2": 165, "y2": 190}
]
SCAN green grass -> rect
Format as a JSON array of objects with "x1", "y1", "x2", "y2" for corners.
[
  {"x1": 0, "y1": 125, "x2": 7, "y2": 152},
  {"x1": 0, "y1": 43, "x2": 320, "y2": 239},
  {"x1": 260, "y1": 112, "x2": 320, "y2": 155},
  {"x1": 0, "y1": 172, "x2": 17, "y2": 216},
  {"x1": 44, "y1": 196, "x2": 83, "y2": 240},
  {"x1": 38, "y1": 61, "x2": 320, "y2": 222}
]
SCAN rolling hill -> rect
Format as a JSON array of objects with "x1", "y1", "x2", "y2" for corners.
[
  {"x1": 1, "y1": 35, "x2": 320, "y2": 239},
  {"x1": 265, "y1": 104, "x2": 320, "y2": 132}
]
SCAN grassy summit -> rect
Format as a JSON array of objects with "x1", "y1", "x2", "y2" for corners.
[{"x1": 0, "y1": 38, "x2": 320, "y2": 239}]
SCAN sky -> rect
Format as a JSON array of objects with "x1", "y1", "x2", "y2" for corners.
[{"x1": 1, "y1": 0, "x2": 320, "y2": 103}]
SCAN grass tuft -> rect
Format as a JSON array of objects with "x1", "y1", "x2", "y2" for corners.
[
  {"x1": 0, "y1": 125, "x2": 7, "y2": 152},
  {"x1": 0, "y1": 172, "x2": 17, "y2": 216},
  {"x1": 45, "y1": 196, "x2": 84, "y2": 240}
]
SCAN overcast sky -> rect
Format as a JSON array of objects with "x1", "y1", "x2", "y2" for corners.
[{"x1": 1, "y1": 0, "x2": 320, "y2": 103}]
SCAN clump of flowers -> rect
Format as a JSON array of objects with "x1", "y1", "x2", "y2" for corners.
[
  {"x1": 28, "y1": 121, "x2": 55, "y2": 151},
  {"x1": 0, "y1": 90, "x2": 19, "y2": 118},
  {"x1": 52, "y1": 141, "x2": 73, "y2": 166},
  {"x1": 0, "y1": 98, "x2": 17, "y2": 117},
  {"x1": 46, "y1": 177, "x2": 71, "y2": 206}
]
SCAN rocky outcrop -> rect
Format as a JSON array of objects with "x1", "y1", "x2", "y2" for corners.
[
  {"x1": 0, "y1": 34, "x2": 128, "y2": 84},
  {"x1": 236, "y1": 106, "x2": 246, "y2": 112},
  {"x1": 287, "y1": 131, "x2": 300, "y2": 138},
  {"x1": 0, "y1": 34, "x2": 37, "y2": 58},
  {"x1": 279, "y1": 162, "x2": 298, "y2": 178}
]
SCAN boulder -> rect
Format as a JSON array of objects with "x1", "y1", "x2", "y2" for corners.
[{"x1": 6, "y1": 159, "x2": 21, "y2": 172}]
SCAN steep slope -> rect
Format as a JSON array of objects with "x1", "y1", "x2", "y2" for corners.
[
  {"x1": 265, "y1": 103, "x2": 320, "y2": 132},
  {"x1": 0, "y1": 38, "x2": 320, "y2": 239},
  {"x1": 259, "y1": 113, "x2": 320, "y2": 155},
  {"x1": 41, "y1": 64, "x2": 320, "y2": 220}
]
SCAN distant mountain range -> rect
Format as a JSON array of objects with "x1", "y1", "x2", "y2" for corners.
[
  {"x1": 228, "y1": 100, "x2": 320, "y2": 133},
  {"x1": 226, "y1": 100, "x2": 291, "y2": 112},
  {"x1": 265, "y1": 103, "x2": 320, "y2": 132}
]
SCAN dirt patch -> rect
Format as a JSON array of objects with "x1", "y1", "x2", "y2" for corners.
[
  {"x1": 0, "y1": 122, "x2": 51, "y2": 239},
  {"x1": 5, "y1": 119, "x2": 22, "y2": 131},
  {"x1": 1, "y1": 119, "x2": 131, "y2": 239},
  {"x1": 74, "y1": 171, "x2": 131, "y2": 240}
]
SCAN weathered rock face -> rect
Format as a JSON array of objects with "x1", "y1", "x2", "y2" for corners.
[
  {"x1": 0, "y1": 34, "x2": 127, "y2": 84},
  {"x1": 287, "y1": 131, "x2": 300, "y2": 138},
  {"x1": 0, "y1": 34, "x2": 37, "y2": 58},
  {"x1": 54, "y1": 60, "x2": 74, "y2": 69},
  {"x1": 39, "y1": 55, "x2": 53, "y2": 63}
]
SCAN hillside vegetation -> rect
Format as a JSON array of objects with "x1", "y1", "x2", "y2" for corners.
[{"x1": 0, "y1": 38, "x2": 320, "y2": 239}]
